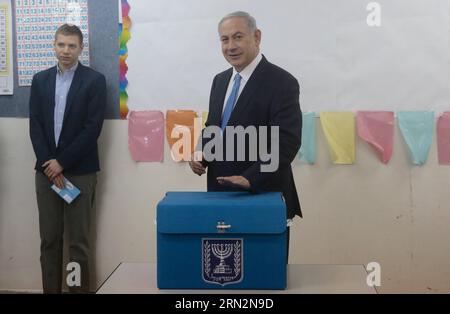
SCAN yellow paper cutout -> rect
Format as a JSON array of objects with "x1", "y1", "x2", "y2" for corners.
[
  {"x1": 202, "y1": 111, "x2": 209, "y2": 129},
  {"x1": 320, "y1": 112, "x2": 355, "y2": 164}
]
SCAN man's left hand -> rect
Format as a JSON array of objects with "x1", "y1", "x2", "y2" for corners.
[
  {"x1": 217, "y1": 176, "x2": 251, "y2": 190},
  {"x1": 42, "y1": 159, "x2": 64, "y2": 180}
]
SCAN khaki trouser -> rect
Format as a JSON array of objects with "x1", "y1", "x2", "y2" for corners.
[{"x1": 35, "y1": 171, "x2": 97, "y2": 294}]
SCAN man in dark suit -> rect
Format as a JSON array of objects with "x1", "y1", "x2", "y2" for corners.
[
  {"x1": 29, "y1": 24, "x2": 106, "y2": 293},
  {"x1": 189, "y1": 11, "x2": 302, "y2": 253}
]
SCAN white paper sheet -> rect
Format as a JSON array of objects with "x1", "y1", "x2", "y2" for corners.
[
  {"x1": 127, "y1": 0, "x2": 450, "y2": 112},
  {"x1": 336, "y1": 0, "x2": 449, "y2": 111},
  {"x1": 127, "y1": 0, "x2": 335, "y2": 112}
]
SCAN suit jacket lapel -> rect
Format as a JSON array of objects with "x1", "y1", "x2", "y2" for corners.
[
  {"x1": 47, "y1": 67, "x2": 57, "y2": 148},
  {"x1": 210, "y1": 69, "x2": 232, "y2": 126},
  {"x1": 63, "y1": 63, "x2": 83, "y2": 124},
  {"x1": 227, "y1": 56, "x2": 268, "y2": 126}
]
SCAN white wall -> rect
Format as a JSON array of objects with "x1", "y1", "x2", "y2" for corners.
[
  {"x1": 127, "y1": 0, "x2": 450, "y2": 112},
  {"x1": 1, "y1": 117, "x2": 450, "y2": 293}
]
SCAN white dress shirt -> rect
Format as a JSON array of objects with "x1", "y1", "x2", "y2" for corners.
[
  {"x1": 54, "y1": 62, "x2": 78, "y2": 146},
  {"x1": 222, "y1": 52, "x2": 263, "y2": 114}
]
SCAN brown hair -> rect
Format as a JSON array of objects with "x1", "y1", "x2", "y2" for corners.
[{"x1": 55, "y1": 24, "x2": 83, "y2": 45}]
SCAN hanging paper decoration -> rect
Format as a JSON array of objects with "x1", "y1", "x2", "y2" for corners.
[
  {"x1": 437, "y1": 112, "x2": 450, "y2": 165},
  {"x1": 357, "y1": 111, "x2": 395, "y2": 164},
  {"x1": 119, "y1": 0, "x2": 131, "y2": 119},
  {"x1": 202, "y1": 111, "x2": 209, "y2": 129},
  {"x1": 128, "y1": 111, "x2": 164, "y2": 162},
  {"x1": 298, "y1": 112, "x2": 316, "y2": 164},
  {"x1": 320, "y1": 112, "x2": 356, "y2": 164},
  {"x1": 397, "y1": 111, "x2": 434, "y2": 165},
  {"x1": 166, "y1": 110, "x2": 199, "y2": 162}
]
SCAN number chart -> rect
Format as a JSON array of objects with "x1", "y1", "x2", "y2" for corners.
[{"x1": 15, "y1": 0, "x2": 89, "y2": 86}]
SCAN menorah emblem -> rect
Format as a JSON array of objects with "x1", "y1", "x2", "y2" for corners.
[
  {"x1": 202, "y1": 238, "x2": 243, "y2": 286},
  {"x1": 211, "y1": 243, "x2": 233, "y2": 274}
]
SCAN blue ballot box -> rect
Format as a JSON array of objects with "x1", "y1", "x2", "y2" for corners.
[{"x1": 156, "y1": 192, "x2": 287, "y2": 289}]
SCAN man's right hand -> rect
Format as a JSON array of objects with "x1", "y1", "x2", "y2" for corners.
[
  {"x1": 189, "y1": 152, "x2": 206, "y2": 176},
  {"x1": 52, "y1": 174, "x2": 65, "y2": 189}
]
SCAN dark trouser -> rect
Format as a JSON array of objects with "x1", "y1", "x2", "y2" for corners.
[{"x1": 35, "y1": 171, "x2": 97, "y2": 294}]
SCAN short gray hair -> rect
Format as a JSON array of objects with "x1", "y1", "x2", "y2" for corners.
[{"x1": 218, "y1": 11, "x2": 257, "y2": 32}]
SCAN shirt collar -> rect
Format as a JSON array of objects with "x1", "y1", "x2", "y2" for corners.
[
  {"x1": 57, "y1": 61, "x2": 79, "y2": 75},
  {"x1": 232, "y1": 52, "x2": 263, "y2": 83}
]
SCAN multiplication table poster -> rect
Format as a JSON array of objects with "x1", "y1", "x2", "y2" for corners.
[{"x1": 15, "y1": 0, "x2": 89, "y2": 86}]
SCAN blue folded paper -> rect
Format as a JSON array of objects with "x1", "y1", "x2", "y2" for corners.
[{"x1": 51, "y1": 177, "x2": 81, "y2": 204}]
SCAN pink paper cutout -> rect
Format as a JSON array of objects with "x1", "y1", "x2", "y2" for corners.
[
  {"x1": 437, "y1": 112, "x2": 450, "y2": 165},
  {"x1": 128, "y1": 111, "x2": 164, "y2": 162},
  {"x1": 357, "y1": 111, "x2": 395, "y2": 164}
]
